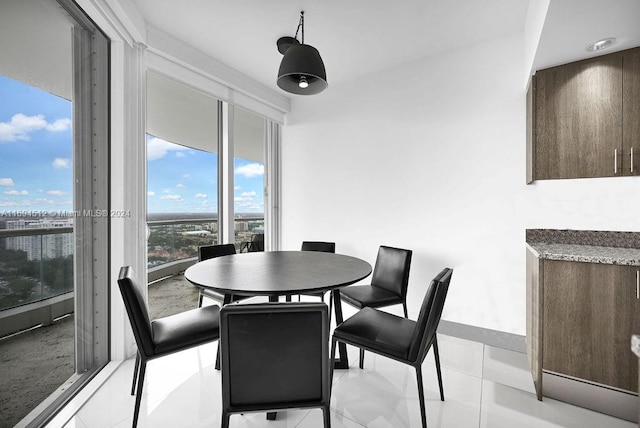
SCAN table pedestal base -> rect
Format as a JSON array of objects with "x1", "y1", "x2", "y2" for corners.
[{"x1": 331, "y1": 290, "x2": 351, "y2": 369}]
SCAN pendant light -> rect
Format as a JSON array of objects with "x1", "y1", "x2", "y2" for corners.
[{"x1": 277, "y1": 11, "x2": 327, "y2": 95}]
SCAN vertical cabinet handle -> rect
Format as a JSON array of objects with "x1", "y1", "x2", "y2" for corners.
[
  {"x1": 631, "y1": 148, "x2": 634, "y2": 173},
  {"x1": 637, "y1": 270, "x2": 639, "y2": 299},
  {"x1": 614, "y1": 149, "x2": 618, "y2": 174}
]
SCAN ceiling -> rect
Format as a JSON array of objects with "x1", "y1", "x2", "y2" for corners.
[
  {"x1": 533, "y1": 0, "x2": 640, "y2": 71},
  {"x1": 130, "y1": 0, "x2": 528, "y2": 94},
  {"x1": 129, "y1": 0, "x2": 640, "y2": 97}
]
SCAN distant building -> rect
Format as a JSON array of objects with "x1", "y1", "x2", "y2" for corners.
[
  {"x1": 180, "y1": 230, "x2": 212, "y2": 237},
  {"x1": 235, "y1": 222, "x2": 247, "y2": 232},
  {"x1": 6, "y1": 219, "x2": 74, "y2": 261}
]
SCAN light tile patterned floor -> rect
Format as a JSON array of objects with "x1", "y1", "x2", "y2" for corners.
[{"x1": 52, "y1": 330, "x2": 635, "y2": 428}]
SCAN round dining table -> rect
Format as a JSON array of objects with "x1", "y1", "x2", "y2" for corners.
[{"x1": 184, "y1": 250, "x2": 372, "y2": 369}]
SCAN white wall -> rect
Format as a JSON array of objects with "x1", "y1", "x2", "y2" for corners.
[
  {"x1": 280, "y1": 32, "x2": 640, "y2": 335},
  {"x1": 523, "y1": 0, "x2": 550, "y2": 83}
]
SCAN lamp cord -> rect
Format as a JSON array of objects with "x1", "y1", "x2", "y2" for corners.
[{"x1": 294, "y1": 11, "x2": 304, "y2": 44}]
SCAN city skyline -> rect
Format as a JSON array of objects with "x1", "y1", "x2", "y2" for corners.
[{"x1": 0, "y1": 75, "x2": 265, "y2": 216}]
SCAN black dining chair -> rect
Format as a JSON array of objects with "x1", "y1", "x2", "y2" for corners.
[
  {"x1": 301, "y1": 241, "x2": 336, "y2": 253},
  {"x1": 298, "y1": 241, "x2": 336, "y2": 306},
  {"x1": 340, "y1": 245, "x2": 412, "y2": 363},
  {"x1": 117, "y1": 266, "x2": 220, "y2": 427},
  {"x1": 196, "y1": 244, "x2": 249, "y2": 307},
  {"x1": 240, "y1": 233, "x2": 264, "y2": 253},
  {"x1": 330, "y1": 267, "x2": 453, "y2": 428},
  {"x1": 340, "y1": 245, "x2": 412, "y2": 316},
  {"x1": 220, "y1": 302, "x2": 331, "y2": 428}
]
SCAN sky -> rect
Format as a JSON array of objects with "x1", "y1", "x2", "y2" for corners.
[
  {"x1": 147, "y1": 135, "x2": 265, "y2": 214},
  {"x1": 0, "y1": 74, "x2": 264, "y2": 216},
  {"x1": 0, "y1": 75, "x2": 73, "y2": 215}
]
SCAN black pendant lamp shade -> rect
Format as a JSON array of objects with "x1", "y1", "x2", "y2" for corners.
[{"x1": 277, "y1": 11, "x2": 327, "y2": 95}]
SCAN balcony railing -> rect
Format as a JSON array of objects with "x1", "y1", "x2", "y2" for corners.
[
  {"x1": 0, "y1": 226, "x2": 74, "y2": 311},
  {"x1": 0, "y1": 226, "x2": 74, "y2": 336},
  {"x1": 147, "y1": 216, "x2": 264, "y2": 280},
  {"x1": 0, "y1": 216, "x2": 264, "y2": 336}
]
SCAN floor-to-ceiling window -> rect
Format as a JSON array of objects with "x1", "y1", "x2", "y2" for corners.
[
  {"x1": 0, "y1": 0, "x2": 109, "y2": 426},
  {"x1": 145, "y1": 72, "x2": 275, "y2": 280},
  {"x1": 146, "y1": 70, "x2": 220, "y2": 280},
  {"x1": 234, "y1": 107, "x2": 266, "y2": 252}
]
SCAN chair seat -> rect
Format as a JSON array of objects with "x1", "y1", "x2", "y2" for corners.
[
  {"x1": 340, "y1": 285, "x2": 402, "y2": 309},
  {"x1": 152, "y1": 304, "x2": 220, "y2": 354},
  {"x1": 333, "y1": 307, "x2": 415, "y2": 361}
]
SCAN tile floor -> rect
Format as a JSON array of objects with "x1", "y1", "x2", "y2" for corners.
[{"x1": 52, "y1": 329, "x2": 636, "y2": 428}]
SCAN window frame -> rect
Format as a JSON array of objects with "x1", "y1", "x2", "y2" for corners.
[{"x1": 17, "y1": 1, "x2": 111, "y2": 426}]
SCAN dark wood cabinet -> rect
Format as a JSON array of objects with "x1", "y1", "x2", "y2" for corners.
[
  {"x1": 623, "y1": 49, "x2": 640, "y2": 175},
  {"x1": 535, "y1": 55, "x2": 622, "y2": 180},
  {"x1": 525, "y1": 248, "x2": 543, "y2": 399},
  {"x1": 528, "y1": 47, "x2": 640, "y2": 182},
  {"x1": 542, "y1": 260, "x2": 640, "y2": 392},
  {"x1": 527, "y1": 249, "x2": 640, "y2": 399}
]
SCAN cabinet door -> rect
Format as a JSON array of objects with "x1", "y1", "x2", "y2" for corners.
[
  {"x1": 535, "y1": 55, "x2": 623, "y2": 179},
  {"x1": 526, "y1": 248, "x2": 543, "y2": 399},
  {"x1": 623, "y1": 48, "x2": 640, "y2": 175},
  {"x1": 543, "y1": 260, "x2": 640, "y2": 392}
]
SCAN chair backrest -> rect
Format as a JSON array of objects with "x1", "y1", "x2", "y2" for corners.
[
  {"x1": 249, "y1": 233, "x2": 264, "y2": 252},
  {"x1": 117, "y1": 266, "x2": 155, "y2": 358},
  {"x1": 408, "y1": 268, "x2": 453, "y2": 363},
  {"x1": 371, "y1": 245, "x2": 412, "y2": 297},
  {"x1": 199, "y1": 243, "x2": 236, "y2": 261},
  {"x1": 301, "y1": 241, "x2": 336, "y2": 253},
  {"x1": 220, "y1": 302, "x2": 330, "y2": 412}
]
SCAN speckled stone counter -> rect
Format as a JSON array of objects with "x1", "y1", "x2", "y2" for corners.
[
  {"x1": 526, "y1": 229, "x2": 640, "y2": 421},
  {"x1": 526, "y1": 243, "x2": 640, "y2": 266},
  {"x1": 526, "y1": 229, "x2": 640, "y2": 266}
]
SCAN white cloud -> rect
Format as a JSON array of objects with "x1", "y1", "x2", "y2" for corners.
[
  {"x1": 148, "y1": 191, "x2": 155, "y2": 196},
  {"x1": 0, "y1": 197, "x2": 72, "y2": 209},
  {"x1": 46, "y1": 190, "x2": 66, "y2": 196},
  {"x1": 147, "y1": 137, "x2": 190, "y2": 161},
  {"x1": 235, "y1": 200, "x2": 264, "y2": 212},
  {"x1": 46, "y1": 119, "x2": 71, "y2": 132},
  {"x1": 234, "y1": 186, "x2": 241, "y2": 190},
  {"x1": 0, "y1": 178, "x2": 14, "y2": 186},
  {"x1": 234, "y1": 191, "x2": 257, "y2": 202},
  {"x1": 4, "y1": 190, "x2": 28, "y2": 195},
  {"x1": 160, "y1": 194, "x2": 183, "y2": 201},
  {"x1": 175, "y1": 152, "x2": 185, "y2": 158},
  {"x1": 235, "y1": 163, "x2": 264, "y2": 178},
  {"x1": 182, "y1": 174, "x2": 190, "y2": 178},
  {"x1": 176, "y1": 183, "x2": 186, "y2": 188},
  {"x1": 52, "y1": 158, "x2": 71, "y2": 169},
  {"x1": 194, "y1": 193, "x2": 207, "y2": 198},
  {"x1": 0, "y1": 113, "x2": 71, "y2": 142},
  {"x1": 234, "y1": 191, "x2": 263, "y2": 212}
]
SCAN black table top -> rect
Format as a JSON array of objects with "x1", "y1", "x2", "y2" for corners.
[{"x1": 184, "y1": 251, "x2": 372, "y2": 296}]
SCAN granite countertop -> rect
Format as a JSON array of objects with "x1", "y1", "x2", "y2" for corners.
[{"x1": 527, "y1": 243, "x2": 640, "y2": 266}]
